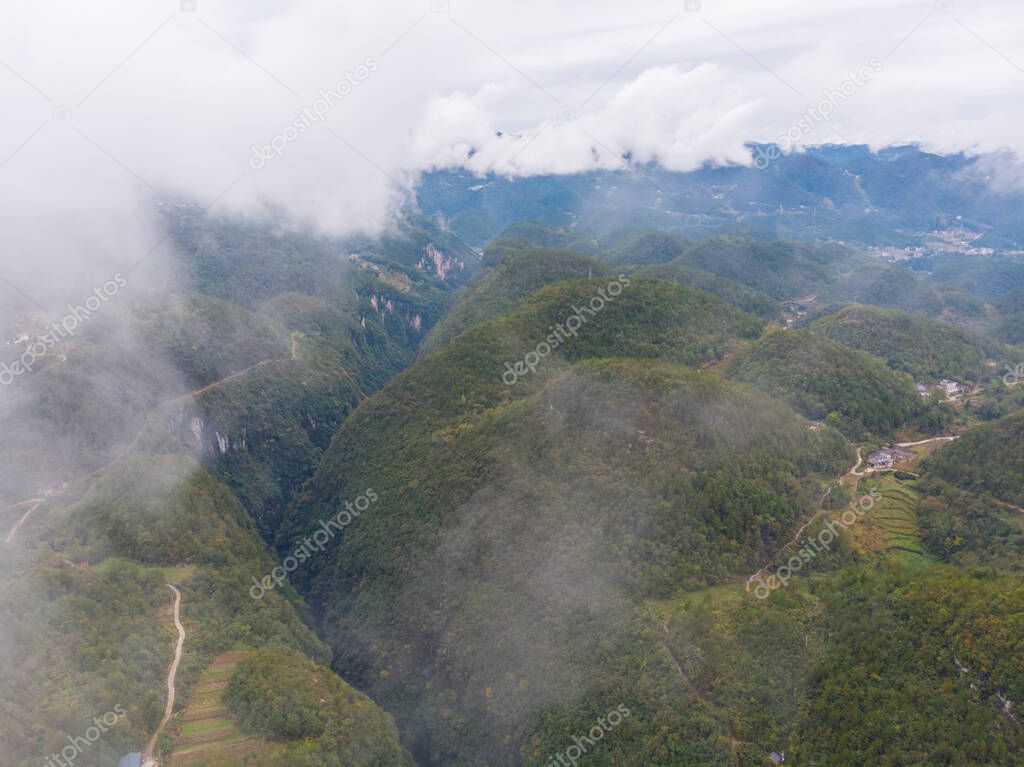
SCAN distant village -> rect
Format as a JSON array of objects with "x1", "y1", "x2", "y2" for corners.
[{"x1": 865, "y1": 223, "x2": 999, "y2": 262}]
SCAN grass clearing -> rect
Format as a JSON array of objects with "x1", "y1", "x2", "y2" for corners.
[{"x1": 91, "y1": 557, "x2": 198, "y2": 584}]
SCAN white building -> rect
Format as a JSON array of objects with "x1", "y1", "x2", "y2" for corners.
[{"x1": 937, "y1": 379, "x2": 964, "y2": 396}]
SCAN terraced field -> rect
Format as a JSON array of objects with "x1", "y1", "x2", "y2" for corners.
[
  {"x1": 861, "y1": 474, "x2": 934, "y2": 564},
  {"x1": 167, "y1": 649, "x2": 275, "y2": 766}
]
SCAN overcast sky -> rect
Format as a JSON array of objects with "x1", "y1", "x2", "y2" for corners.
[{"x1": 1, "y1": 0, "x2": 1022, "y2": 302}]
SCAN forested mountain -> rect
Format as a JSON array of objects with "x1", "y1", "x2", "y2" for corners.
[
  {"x1": 480, "y1": 221, "x2": 601, "y2": 263},
  {"x1": 0, "y1": 444, "x2": 411, "y2": 766},
  {"x1": 421, "y1": 248, "x2": 607, "y2": 353},
  {"x1": 8, "y1": 0, "x2": 1024, "y2": 762},
  {"x1": 281, "y1": 273, "x2": 850, "y2": 764},
  {"x1": 669, "y1": 236, "x2": 845, "y2": 300},
  {"x1": 926, "y1": 411, "x2": 1024, "y2": 506},
  {"x1": 603, "y1": 230, "x2": 690, "y2": 267},
  {"x1": 437, "y1": 219, "x2": 1023, "y2": 343},
  {"x1": 809, "y1": 304, "x2": 1001, "y2": 383},
  {"x1": 0, "y1": 213, "x2": 463, "y2": 766},
  {"x1": 4, "y1": 207, "x2": 1024, "y2": 767},
  {"x1": 994, "y1": 286, "x2": 1024, "y2": 344},
  {"x1": 794, "y1": 566, "x2": 1024, "y2": 764},
  {"x1": 415, "y1": 146, "x2": 1024, "y2": 248},
  {"x1": 909, "y1": 253, "x2": 1024, "y2": 301},
  {"x1": 224, "y1": 647, "x2": 412, "y2": 765},
  {"x1": 824, "y1": 263, "x2": 957, "y2": 316},
  {"x1": 726, "y1": 330, "x2": 924, "y2": 436},
  {"x1": 636, "y1": 261, "x2": 781, "y2": 321}
]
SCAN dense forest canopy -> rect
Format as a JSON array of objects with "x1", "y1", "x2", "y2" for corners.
[{"x1": 3, "y1": 212, "x2": 1023, "y2": 766}]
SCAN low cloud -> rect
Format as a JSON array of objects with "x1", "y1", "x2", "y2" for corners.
[{"x1": 1, "y1": 0, "x2": 1023, "y2": 311}]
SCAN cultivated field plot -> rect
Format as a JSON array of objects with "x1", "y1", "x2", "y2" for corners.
[
  {"x1": 168, "y1": 650, "x2": 274, "y2": 767},
  {"x1": 860, "y1": 474, "x2": 934, "y2": 564}
]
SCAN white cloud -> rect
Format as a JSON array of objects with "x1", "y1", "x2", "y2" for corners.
[{"x1": 1, "y1": 0, "x2": 1023, "y2": 305}]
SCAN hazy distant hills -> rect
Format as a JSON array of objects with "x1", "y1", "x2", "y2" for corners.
[{"x1": 416, "y1": 145, "x2": 1024, "y2": 248}]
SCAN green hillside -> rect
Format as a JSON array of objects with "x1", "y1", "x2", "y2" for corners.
[
  {"x1": 134, "y1": 293, "x2": 290, "y2": 390},
  {"x1": 481, "y1": 221, "x2": 600, "y2": 265},
  {"x1": 421, "y1": 248, "x2": 608, "y2": 352},
  {"x1": 0, "y1": 216, "x2": 468, "y2": 767},
  {"x1": 281, "y1": 279, "x2": 849, "y2": 764},
  {"x1": 925, "y1": 411, "x2": 1024, "y2": 506},
  {"x1": 674, "y1": 236, "x2": 847, "y2": 300},
  {"x1": 824, "y1": 263, "x2": 947, "y2": 316},
  {"x1": 603, "y1": 230, "x2": 689, "y2": 266},
  {"x1": 994, "y1": 285, "x2": 1024, "y2": 344},
  {"x1": 810, "y1": 304, "x2": 999, "y2": 382},
  {"x1": 916, "y1": 475, "x2": 1024, "y2": 569},
  {"x1": 0, "y1": 447, "x2": 409, "y2": 767},
  {"x1": 637, "y1": 261, "x2": 781, "y2": 321},
  {"x1": 794, "y1": 566, "x2": 1024, "y2": 764},
  {"x1": 223, "y1": 646, "x2": 411, "y2": 765},
  {"x1": 726, "y1": 329, "x2": 923, "y2": 435},
  {"x1": 6, "y1": 209, "x2": 1024, "y2": 767}
]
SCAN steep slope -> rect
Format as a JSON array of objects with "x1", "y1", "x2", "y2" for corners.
[
  {"x1": 795, "y1": 566, "x2": 1024, "y2": 764},
  {"x1": 726, "y1": 329, "x2": 923, "y2": 435},
  {"x1": 0, "y1": 215, "x2": 466, "y2": 767},
  {"x1": 925, "y1": 411, "x2": 1024, "y2": 506},
  {"x1": 133, "y1": 293, "x2": 291, "y2": 390},
  {"x1": 280, "y1": 279, "x2": 851, "y2": 764},
  {"x1": 220, "y1": 647, "x2": 411, "y2": 765},
  {"x1": 421, "y1": 248, "x2": 608, "y2": 353},
  {"x1": 809, "y1": 304, "x2": 999, "y2": 382},
  {"x1": 657, "y1": 236, "x2": 847, "y2": 300},
  {"x1": 1, "y1": 208, "x2": 466, "y2": 535},
  {"x1": 171, "y1": 213, "x2": 477, "y2": 308},
  {"x1": 0, "y1": 447, "x2": 410, "y2": 766},
  {"x1": 637, "y1": 261, "x2": 781, "y2": 321}
]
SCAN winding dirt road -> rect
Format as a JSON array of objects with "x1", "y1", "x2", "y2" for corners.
[
  {"x1": 744, "y1": 446, "x2": 864, "y2": 591},
  {"x1": 1, "y1": 358, "x2": 286, "y2": 543},
  {"x1": 3, "y1": 500, "x2": 42, "y2": 544},
  {"x1": 745, "y1": 435, "x2": 962, "y2": 591},
  {"x1": 162, "y1": 359, "x2": 279, "y2": 409},
  {"x1": 847, "y1": 446, "x2": 865, "y2": 479},
  {"x1": 143, "y1": 585, "x2": 185, "y2": 767},
  {"x1": 895, "y1": 436, "x2": 959, "y2": 448},
  {"x1": 992, "y1": 497, "x2": 1024, "y2": 515}
]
